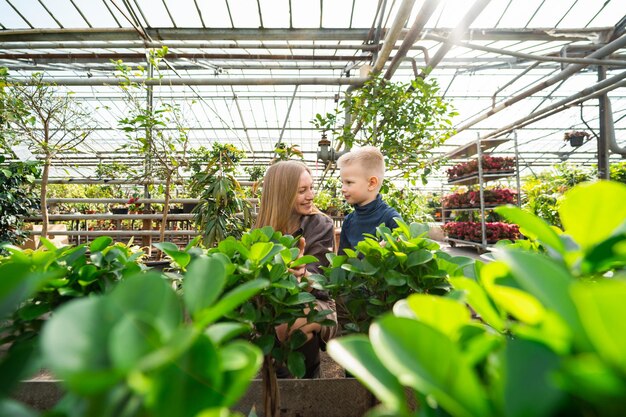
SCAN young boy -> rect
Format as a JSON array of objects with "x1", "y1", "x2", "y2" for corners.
[{"x1": 337, "y1": 146, "x2": 401, "y2": 254}]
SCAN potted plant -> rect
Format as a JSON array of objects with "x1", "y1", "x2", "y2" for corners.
[{"x1": 564, "y1": 130, "x2": 590, "y2": 147}]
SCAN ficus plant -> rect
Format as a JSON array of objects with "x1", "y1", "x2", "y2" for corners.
[
  {"x1": 325, "y1": 219, "x2": 474, "y2": 334},
  {"x1": 328, "y1": 180, "x2": 626, "y2": 417},
  {"x1": 0, "y1": 236, "x2": 146, "y2": 356},
  {"x1": 0, "y1": 242, "x2": 269, "y2": 417},
  {"x1": 156, "y1": 226, "x2": 334, "y2": 417}
]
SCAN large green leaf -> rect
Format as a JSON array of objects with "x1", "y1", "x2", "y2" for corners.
[
  {"x1": 205, "y1": 322, "x2": 251, "y2": 345},
  {"x1": 495, "y1": 250, "x2": 588, "y2": 348},
  {"x1": 109, "y1": 314, "x2": 162, "y2": 372},
  {"x1": 148, "y1": 334, "x2": 224, "y2": 417},
  {"x1": 449, "y1": 277, "x2": 505, "y2": 333},
  {"x1": 183, "y1": 256, "x2": 226, "y2": 318},
  {"x1": 405, "y1": 294, "x2": 471, "y2": 340},
  {"x1": 0, "y1": 399, "x2": 38, "y2": 417},
  {"x1": 283, "y1": 292, "x2": 316, "y2": 306},
  {"x1": 495, "y1": 205, "x2": 564, "y2": 254},
  {"x1": 560, "y1": 181, "x2": 626, "y2": 250},
  {"x1": 41, "y1": 297, "x2": 121, "y2": 394},
  {"x1": 0, "y1": 264, "x2": 50, "y2": 318},
  {"x1": 571, "y1": 280, "x2": 626, "y2": 373},
  {"x1": 327, "y1": 336, "x2": 408, "y2": 414},
  {"x1": 108, "y1": 273, "x2": 181, "y2": 339},
  {"x1": 196, "y1": 279, "x2": 269, "y2": 327},
  {"x1": 90, "y1": 236, "x2": 113, "y2": 252},
  {"x1": 502, "y1": 338, "x2": 564, "y2": 417},
  {"x1": 218, "y1": 340, "x2": 263, "y2": 407},
  {"x1": 153, "y1": 242, "x2": 191, "y2": 268},
  {"x1": 371, "y1": 315, "x2": 492, "y2": 417},
  {"x1": 248, "y1": 242, "x2": 274, "y2": 263}
]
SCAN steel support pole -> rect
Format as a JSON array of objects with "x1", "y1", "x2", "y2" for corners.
[{"x1": 597, "y1": 65, "x2": 610, "y2": 179}]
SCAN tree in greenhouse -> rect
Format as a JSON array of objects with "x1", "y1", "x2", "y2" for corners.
[
  {"x1": 1, "y1": 70, "x2": 94, "y2": 239},
  {"x1": 115, "y1": 48, "x2": 190, "y2": 247},
  {"x1": 314, "y1": 73, "x2": 457, "y2": 184},
  {"x1": 188, "y1": 143, "x2": 252, "y2": 246}
]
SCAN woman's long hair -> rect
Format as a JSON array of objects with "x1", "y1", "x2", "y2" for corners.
[{"x1": 255, "y1": 160, "x2": 319, "y2": 234}]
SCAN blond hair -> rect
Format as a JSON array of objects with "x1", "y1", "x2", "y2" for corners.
[
  {"x1": 255, "y1": 160, "x2": 321, "y2": 233},
  {"x1": 337, "y1": 146, "x2": 385, "y2": 183}
]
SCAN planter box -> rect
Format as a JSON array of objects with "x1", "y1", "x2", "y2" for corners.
[{"x1": 13, "y1": 378, "x2": 377, "y2": 417}]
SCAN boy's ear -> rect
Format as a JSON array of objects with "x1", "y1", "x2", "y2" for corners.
[{"x1": 367, "y1": 176, "x2": 379, "y2": 191}]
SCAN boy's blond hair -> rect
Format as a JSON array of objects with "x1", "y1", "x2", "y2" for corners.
[{"x1": 337, "y1": 146, "x2": 385, "y2": 186}]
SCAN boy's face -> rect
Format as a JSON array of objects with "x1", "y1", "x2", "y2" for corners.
[{"x1": 340, "y1": 164, "x2": 378, "y2": 206}]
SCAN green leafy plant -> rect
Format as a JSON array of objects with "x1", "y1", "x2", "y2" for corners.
[
  {"x1": 609, "y1": 161, "x2": 626, "y2": 184},
  {"x1": 1, "y1": 71, "x2": 95, "y2": 239},
  {"x1": 115, "y1": 48, "x2": 191, "y2": 245},
  {"x1": 189, "y1": 143, "x2": 252, "y2": 247},
  {"x1": 314, "y1": 74, "x2": 457, "y2": 184},
  {"x1": 0, "y1": 236, "x2": 145, "y2": 348},
  {"x1": 156, "y1": 226, "x2": 333, "y2": 417},
  {"x1": 325, "y1": 219, "x2": 473, "y2": 334},
  {"x1": 1, "y1": 239, "x2": 268, "y2": 417},
  {"x1": 328, "y1": 180, "x2": 626, "y2": 417},
  {"x1": 380, "y1": 182, "x2": 432, "y2": 223},
  {"x1": 522, "y1": 162, "x2": 593, "y2": 228},
  {"x1": 271, "y1": 143, "x2": 303, "y2": 163},
  {"x1": 0, "y1": 156, "x2": 40, "y2": 247}
]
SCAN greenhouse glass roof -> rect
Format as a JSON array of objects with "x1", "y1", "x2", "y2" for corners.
[{"x1": 1, "y1": 0, "x2": 625, "y2": 187}]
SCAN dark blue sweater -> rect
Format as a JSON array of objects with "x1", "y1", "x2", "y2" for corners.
[{"x1": 338, "y1": 194, "x2": 401, "y2": 255}]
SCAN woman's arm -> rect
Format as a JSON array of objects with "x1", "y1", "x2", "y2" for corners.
[{"x1": 301, "y1": 214, "x2": 334, "y2": 275}]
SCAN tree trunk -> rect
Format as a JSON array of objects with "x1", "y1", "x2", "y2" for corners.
[
  {"x1": 262, "y1": 355, "x2": 280, "y2": 417},
  {"x1": 40, "y1": 154, "x2": 51, "y2": 243},
  {"x1": 158, "y1": 174, "x2": 172, "y2": 258}
]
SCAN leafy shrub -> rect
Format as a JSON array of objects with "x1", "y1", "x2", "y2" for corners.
[
  {"x1": 329, "y1": 181, "x2": 626, "y2": 417},
  {"x1": 522, "y1": 162, "x2": 593, "y2": 228},
  {"x1": 0, "y1": 157, "x2": 40, "y2": 247},
  {"x1": 0, "y1": 238, "x2": 267, "y2": 417},
  {"x1": 325, "y1": 220, "x2": 473, "y2": 334}
]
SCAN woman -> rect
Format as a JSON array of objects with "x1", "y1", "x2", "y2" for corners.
[{"x1": 255, "y1": 160, "x2": 338, "y2": 378}]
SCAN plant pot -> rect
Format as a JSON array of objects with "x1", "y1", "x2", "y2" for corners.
[
  {"x1": 169, "y1": 208, "x2": 184, "y2": 214},
  {"x1": 183, "y1": 203, "x2": 198, "y2": 213},
  {"x1": 569, "y1": 135, "x2": 585, "y2": 147},
  {"x1": 111, "y1": 208, "x2": 128, "y2": 214}
]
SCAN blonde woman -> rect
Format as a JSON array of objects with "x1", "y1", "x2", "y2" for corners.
[{"x1": 255, "y1": 160, "x2": 338, "y2": 378}]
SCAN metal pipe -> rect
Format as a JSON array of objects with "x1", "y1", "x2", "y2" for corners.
[
  {"x1": 604, "y1": 96, "x2": 626, "y2": 155},
  {"x1": 456, "y1": 33, "x2": 626, "y2": 134},
  {"x1": 0, "y1": 52, "x2": 370, "y2": 61},
  {"x1": 426, "y1": 33, "x2": 626, "y2": 67},
  {"x1": 0, "y1": 41, "x2": 380, "y2": 51},
  {"x1": 423, "y1": 0, "x2": 492, "y2": 74},
  {"x1": 482, "y1": 70, "x2": 626, "y2": 140},
  {"x1": 8, "y1": 76, "x2": 369, "y2": 86},
  {"x1": 384, "y1": 0, "x2": 438, "y2": 79},
  {"x1": 0, "y1": 27, "x2": 610, "y2": 43},
  {"x1": 492, "y1": 62, "x2": 540, "y2": 108},
  {"x1": 275, "y1": 86, "x2": 299, "y2": 149},
  {"x1": 371, "y1": 0, "x2": 416, "y2": 74}
]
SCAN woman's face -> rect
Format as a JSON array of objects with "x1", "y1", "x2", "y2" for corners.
[{"x1": 293, "y1": 170, "x2": 315, "y2": 216}]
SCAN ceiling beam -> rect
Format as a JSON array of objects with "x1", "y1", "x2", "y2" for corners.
[{"x1": 0, "y1": 27, "x2": 612, "y2": 43}]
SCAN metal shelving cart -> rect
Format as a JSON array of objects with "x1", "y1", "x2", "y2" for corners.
[{"x1": 442, "y1": 136, "x2": 521, "y2": 251}]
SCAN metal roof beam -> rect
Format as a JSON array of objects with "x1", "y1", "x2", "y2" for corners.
[
  {"x1": 8, "y1": 76, "x2": 369, "y2": 87},
  {"x1": 0, "y1": 27, "x2": 612, "y2": 43}
]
